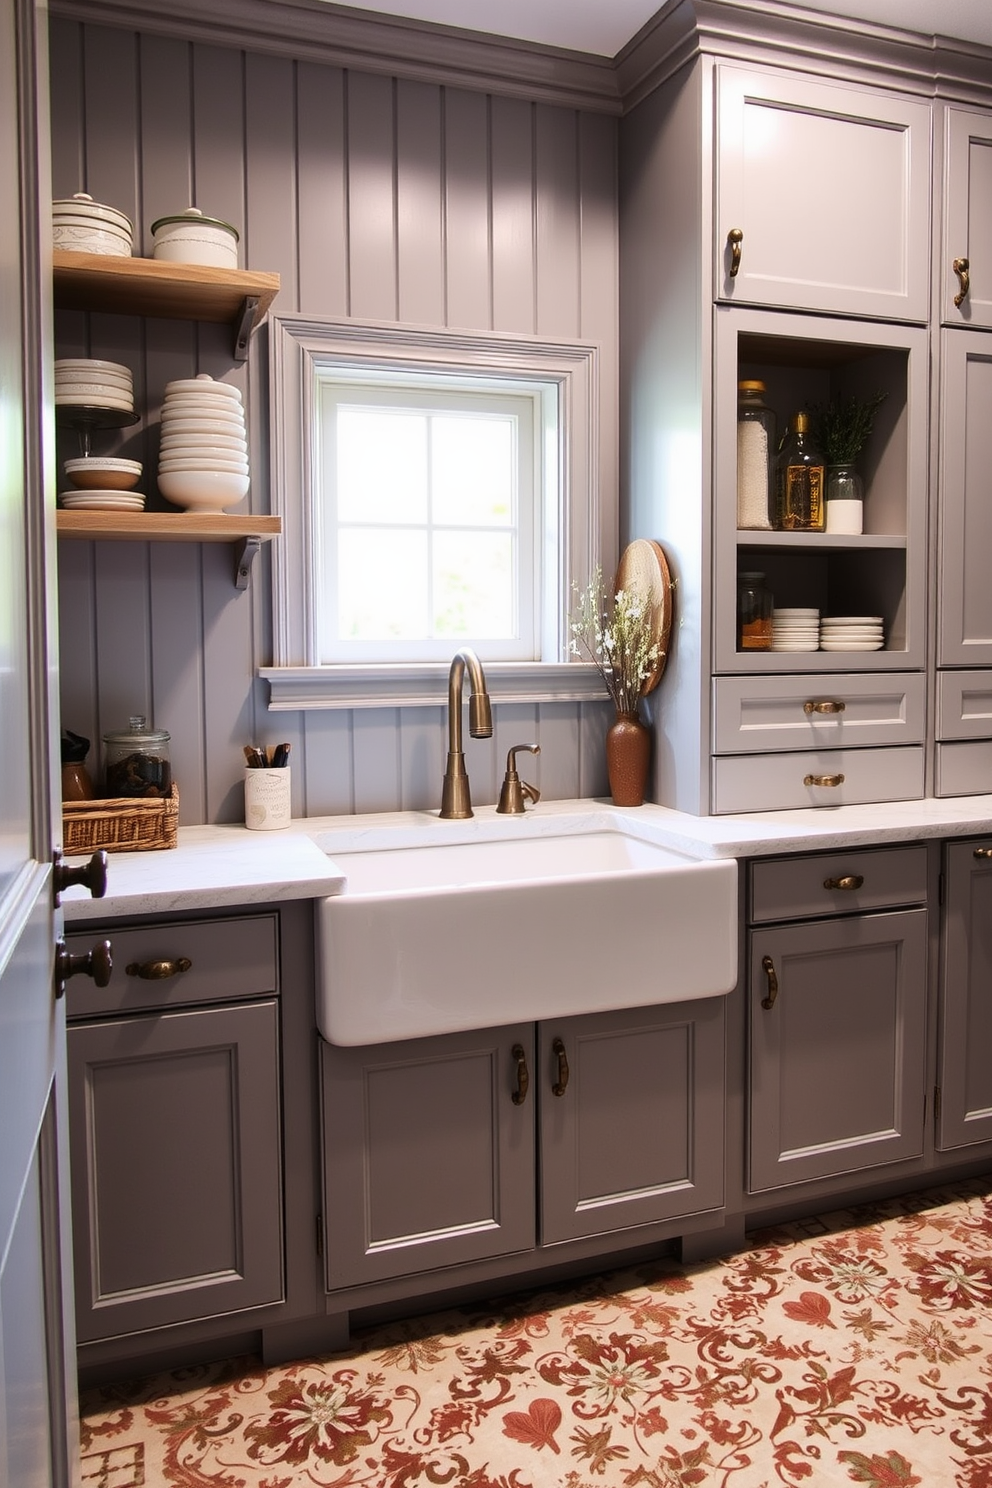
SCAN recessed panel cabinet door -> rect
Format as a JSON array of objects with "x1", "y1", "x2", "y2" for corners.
[
  {"x1": 937, "y1": 330, "x2": 992, "y2": 667},
  {"x1": 716, "y1": 65, "x2": 930, "y2": 321},
  {"x1": 749, "y1": 910, "x2": 927, "y2": 1192},
  {"x1": 937, "y1": 839, "x2": 992, "y2": 1150},
  {"x1": 539, "y1": 1002, "x2": 725, "y2": 1245},
  {"x1": 942, "y1": 107, "x2": 992, "y2": 328},
  {"x1": 68, "y1": 1001, "x2": 284, "y2": 1341},
  {"x1": 321, "y1": 1026, "x2": 536, "y2": 1290}
]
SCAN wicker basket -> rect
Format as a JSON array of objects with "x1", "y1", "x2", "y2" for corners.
[{"x1": 62, "y1": 783, "x2": 179, "y2": 854}]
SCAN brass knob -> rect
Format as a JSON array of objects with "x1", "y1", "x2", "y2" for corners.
[
  {"x1": 824, "y1": 874, "x2": 864, "y2": 891},
  {"x1": 761, "y1": 954, "x2": 779, "y2": 1010},
  {"x1": 551, "y1": 1037, "x2": 570, "y2": 1097},
  {"x1": 53, "y1": 848, "x2": 108, "y2": 902},
  {"x1": 511, "y1": 1044, "x2": 529, "y2": 1106},
  {"x1": 953, "y1": 256, "x2": 970, "y2": 307},
  {"x1": 804, "y1": 700, "x2": 846, "y2": 715},
  {"x1": 727, "y1": 227, "x2": 743, "y2": 277},
  {"x1": 804, "y1": 773, "x2": 844, "y2": 788},
  {"x1": 55, "y1": 937, "x2": 112, "y2": 1000},
  {"x1": 974, "y1": 847, "x2": 992, "y2": 860},
  {"x1": 125, "y1": 957, "x2": 192, "y2": 980}
]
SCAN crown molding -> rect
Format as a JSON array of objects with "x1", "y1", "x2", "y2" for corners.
[{"x1": 48, "y1": 0, "x2": 623, "y2": 112}]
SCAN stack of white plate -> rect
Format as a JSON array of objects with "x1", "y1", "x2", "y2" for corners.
[
  {"x1": 59, "y1": 490, "x2": 146, "y2": 513},
  {"x1": 820, "y1": 616, "x2": 885, "y2": 652},
  {"x1": 771, "y1": 607, "x2": 820, "y2": 652},
  {"x1": 55, "y1": 358, "x2": 134, "y2": 413},
  {"x1": 59, "y1": 455, "x2": 145, "y2": 512},
  {"x1": 157, "y1": 375, "x2": 250, "y2": 513}
]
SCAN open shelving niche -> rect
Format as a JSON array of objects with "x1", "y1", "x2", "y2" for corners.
[{"x1": 52, "y1": 251, "x2": 282, "y2": 589}]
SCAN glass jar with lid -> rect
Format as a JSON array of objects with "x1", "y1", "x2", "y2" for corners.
[
  {"x1": 737, "y1": 572, "x2": 773, "y2": 651},
  {"x1": 102, "y1": 715, "x2": 172, "y2": 798},
  {"x1": 737, "y1": 380, "x2": 775, "y2": 530}
]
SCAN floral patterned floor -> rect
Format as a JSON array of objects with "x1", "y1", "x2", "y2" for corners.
[{"x1": 79, "y1": 1179, "x2": 992, "y2": 1488}]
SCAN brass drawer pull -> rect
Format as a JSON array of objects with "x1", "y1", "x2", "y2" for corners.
[
  {"x1": 824, "y1": 874, "x2": 864, "y2": 891},
  {"x1": 511, "y1": 1044, "x2": 529, "y2": 1106},
  {"x1": 125, "y1": 957, "x2": 192, "y2": 980},
  {"x1": 804, "y1": 700, "x2": 846, "y2": 715},
  {"x1": 727, "y1": 227, "x2": 743, "y2": 276},
  {"x1": 761, "y1": 955, "x2": 779, "y2": 1010},
  {"x1": 804, "y1": 773, "x2": 844, "y2": 788},
  {"x1": 953, "y1": 255, "x2": 970, "y2": 307},
  {"x1": 551, "y1": 1037, "x2": 570, "y2": 1097},
  {"x1": 974, "y1": 847, "x2": 992, "y2": 860}
]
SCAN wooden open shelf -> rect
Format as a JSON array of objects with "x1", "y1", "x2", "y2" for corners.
[
  {"x1": 52, "y1": 251, "x2": 280, "y2": 359},
  {"x1": 56, "y1": 511, "x2": 281, "y2": 589}
]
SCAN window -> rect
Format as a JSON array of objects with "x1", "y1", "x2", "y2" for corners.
[{"x1": 264, "y1": 315, "x2": 611, "y2": 709}]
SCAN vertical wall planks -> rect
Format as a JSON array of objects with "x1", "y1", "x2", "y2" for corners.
[
  {"x1": 199, "y1": 543, "x2": 256, "y2": 821},
  {"x1": 535, "y1": 105, "x2": 580, "y2": 338},
  {"x1": 148, "y1": 544, "x2": 206, "y2": 823},
  {"x1": 443, "y1": 88, "x2": 490, "y2": 331},
  {"x1": 49, "y1": 20, "x2": 84, "y2": 194},
  {"x1": 93, "y1": 541, "x2": 152, "y2": 732},
  {"x1": 578, "y1": 111, "x2": 619, "y2": 560},
  {"x1": 490, "y1": 95, "x2": 535, "y2": 334},
  {"x1": 396, "y1": 79, "x2": 444, "y2": 327},
  {"x1": 245, "y1": 53, "x2": 299, "y2": 306},
  {"x1": 297, "y1": 62, "x2": 349, "y2": 318},
  {"x1": 347, "y1": 71, "x2": 397, "y2": 322},
  {"x1": 352, "y1": 710, "x2": 402, "y2": 813},
  {"x1": 56, "y1": 545, "x2": 99, "y2": 760},
  {"x1": 82, "y1": 25, "x2": 140, "y2": 231},
  {"x1": 399, "y1": 706, "x2": 446, "y2": 811},
  {"x1": 534, "y1": 703, "x2": 583, "y2": 801},
  {"x1": 190, "y1": 45, "x2": 246, "y2": 253},
  {"x1": 138, "y1": 33, "x2": 192, "y2": 256},
  {"x1": 578, "y1": 699, "x2": 612, "y2": 799},
  {"x1": 302, "y1": 712, "x2": 354, "y2": 816}
]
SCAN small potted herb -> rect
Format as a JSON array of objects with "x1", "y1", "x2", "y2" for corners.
[{"x1": 810, "y1": 391, "x2": 888, "y2": 535}]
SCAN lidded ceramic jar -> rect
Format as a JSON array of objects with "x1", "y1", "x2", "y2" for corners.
[
  {"x1": 150, "y1": 207, "x2": 239, "y2": 269},
  {"x1": 52, "y1": 192, "x2": 133, "y2": 255},
  {"x1": 102, "y1": 716, "x2": 172, "y2": 798}
]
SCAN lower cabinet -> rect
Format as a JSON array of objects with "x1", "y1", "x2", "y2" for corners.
[
  {"x1": 66, "y1": 914, "x2": 285, "y2": 1343},
  {"x1": 937, "y1": 836, "x2": 992, "y2": 1150},
  {"x1": 747, "y1": 848, "x2": 929, "y2": 1193},
  {"x1": 320, "y1": 999, "x2": 726, "y2": 1292}
]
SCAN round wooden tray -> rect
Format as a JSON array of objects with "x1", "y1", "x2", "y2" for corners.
[{"x1": 614, "y1": 538, "x2": 674, "y2": 695}]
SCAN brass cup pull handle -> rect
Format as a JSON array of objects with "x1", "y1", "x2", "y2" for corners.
[
  {"x1": 804, "y1": 700, "x2": 846, "y2": 715},
  {"x1": 511, "y1": 1044, "x2": 529, "y2": 1106},
  {"x1": 953, "y1": 256, "x2": 971, "y2": 307},
  {"x1": 727, "y1": 227, "x2": 743, "y2": 277},
  {"x1": 804, "y1": 773, "x2": 845, "y2": 788},
  {"x1": 824, "y1": 874, "x2": 864, "y2": 891},
  {"x1": 761, "y1": 954, "x2": 779, "y2": 1010},
  {"x1": 125, "y1": 957, "x2": 192, "y2": 980},
  {"x1": 551, "y1": 1037, "x2": 570, "y2": 1097},
  {"x1": 974, "y1": 847, "x2": 992, "y2": 859}
]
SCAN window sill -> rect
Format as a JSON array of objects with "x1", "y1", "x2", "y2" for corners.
[{"x1": 259, "y1": 662, "x2": 611, "y2": 711}]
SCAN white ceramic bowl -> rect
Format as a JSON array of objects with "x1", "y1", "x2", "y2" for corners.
[
  {"x1": 161, "y1": 393, "x2": 244, "y2": 410},
  {"x1": 160, "y1": 433, "x2": 247, "y2": 453},
  {"x1": 159, "y1": 457, "x2": 250, "y2": 473},
  {"x1": 56, "y1": 373, "x2": 133, "y2": 392},
  {"x1": 55, "y1": 357, "x2": 132, "y2": 377},
  {"x1": 164, "y1": 376, "x2": 242, "y2": 401},
  {"x1": 151, "y1": 208, "x2": 239, "y2": 269},
  {"x1": 64, "y1": 457, "x2": 142, "y2": 490},
  {"x1": 55, "y1": 389, "x2": 134, "y2": 410},
  {"x1": 157, "y1": 469, "x2": 250, "y2": 512},
  {"x1": 160, "y1": 420, "x2": 246, "y2": 440}
]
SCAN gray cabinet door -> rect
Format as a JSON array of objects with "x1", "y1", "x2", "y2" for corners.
[
  {"x1": 937, "y1": 329, "x2": 992, "y2": 668},
  {"x1": 539, "y1": 1001, "x2": 725, "y2": 1245},
  {"x1": 938, "y1": 838, "x2": 992, "y2": 1150},
  {"x1": 321, "y1": 1025, "x2": 536, "y2": 1291},
  {"x1": 942, "y1": 106, "x2": 992, "y2": 328},
  {"x1": 749, "y1": 910, "x2": 927, "y2": 1192},
  {"x1": 68, "y1": 1000, "x2": 283, "y2": 1341}
]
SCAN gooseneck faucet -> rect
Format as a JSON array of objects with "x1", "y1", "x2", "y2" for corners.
[{"x1": 440, "y1": 648, "x2": 493, "y2": 819}]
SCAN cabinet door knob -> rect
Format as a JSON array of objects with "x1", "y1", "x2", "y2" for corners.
[
  {"x1": 803, "y1": 699, "x2": 846, "y2": 715},
  {"x1": 125, "y1": 957, "x2": 192, "y2": 980},
  {"x1": 804, "y1": 773, "x2": 844, "y2": 788},
  {"x1": 760, "y1": 954, "x2": 779, "y2": 1010},
  {"x1": 55, "y1": 937, "x2": 112, "y2": 1000},
  {"x1": 53, "y1": 848, "x2": 108, "y2": 902},
  {"x1": 973, "y1": 847, "x2": 992, "y2": 860},
  {"x1": 953, "y1": 255, "x2": 970, "y2": 307},
  {"x1": 824, "y1": 874, "x2": 864, "y2": 891},
  {"x1": 727, "y1": 227, "x2": 744, "y2": 277},
  {"x1": 551, "y1": 1036, "x2": 570, "y2": 1097},
  {"x1": 511, "y1": 1044, "x2": 529, "y2": 1106}
]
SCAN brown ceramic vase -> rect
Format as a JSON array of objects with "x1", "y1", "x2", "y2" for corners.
[{"x1": 605, "y1": 710, "x2": 651, "y2": 807}]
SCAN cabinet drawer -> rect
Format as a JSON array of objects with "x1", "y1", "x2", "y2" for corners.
[
  {"x1": 711, "y1": 746, "x2": 924, "y2": 815},
  {"x1": 750, "y1": 846, "x2": 929, "y2": 923},
  {"x1": 712, "y1": 673, "x2": 925, "y2": 754},
  {"x1": 65, "y1": 913, "x2": 278, "y2": 1019},
  {"x1": 935, "y1": 740, "x2": 992, "y2": 797},
  {"x1": 936, "y1": 670, "x2": 992, "y2": 740}
]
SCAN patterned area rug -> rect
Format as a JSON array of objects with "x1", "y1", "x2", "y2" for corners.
[{"x1": 79, "y1": 1179, "x2": 992, "y2": 1488}]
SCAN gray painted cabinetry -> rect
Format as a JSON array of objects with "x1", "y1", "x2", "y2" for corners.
[
  {"x1": 938, "y1": 838, "x2": 992, "y2": 1150},
  {"x1": 320, "y1": 999, "x2": 726, "y2": 1294}
]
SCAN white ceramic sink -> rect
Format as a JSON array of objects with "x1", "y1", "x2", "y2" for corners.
[{"x1": 316, "y1": 826, "x2": 737, "y2": 1045}]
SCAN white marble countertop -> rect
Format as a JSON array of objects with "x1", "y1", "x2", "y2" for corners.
[{"x1": 60, "y1": 793, "x2": 992, "y2": 922}]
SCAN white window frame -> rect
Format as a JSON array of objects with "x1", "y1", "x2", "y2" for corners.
[{"x1": 263, "y1": 314, "x2": 612, "y2": 710}]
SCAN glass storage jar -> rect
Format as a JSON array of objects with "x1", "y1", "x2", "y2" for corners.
[
  {"x1": 737, "y1": 379, "x2": 775, "y2": 530},
  {"x1": 737, "y1": 572, "x2": 773, "y2": 651},
  {"x1": 102, "y1": 715, "x2": 172, "y2": 798}
]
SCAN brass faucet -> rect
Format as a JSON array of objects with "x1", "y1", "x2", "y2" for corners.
[
  {"x1": 439, "y1": 648, "x2": 493, "y2": 819},
  {"x1": 497, "y1": 744, "x2": 541, "y2": 814}
]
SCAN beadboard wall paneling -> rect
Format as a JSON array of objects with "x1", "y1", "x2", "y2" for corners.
[{"x1": 51, "y1": 18, "x2": 618, "y2": 821}]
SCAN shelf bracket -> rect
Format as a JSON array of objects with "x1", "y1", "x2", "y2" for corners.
[
  {"x1": 234, "y1": 535, "x2": 262, "y2": 590},
  {"x1": 233, "y1": 296, "x2": 260, "y2": 361}
]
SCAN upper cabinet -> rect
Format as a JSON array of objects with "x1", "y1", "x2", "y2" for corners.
[
  {"x1": 715, "y1": 65, "x2": 931, "y2": 322},
  {"x1": 941, "y1": 108, "x2": 992, "y2": 328}
]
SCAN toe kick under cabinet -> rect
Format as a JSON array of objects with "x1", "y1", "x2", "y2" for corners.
[{"x1": 65, "y1": 913, "x2": 284, "y2": 1343}]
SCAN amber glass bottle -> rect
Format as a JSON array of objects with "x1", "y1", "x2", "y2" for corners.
[{"x1": 775, "y1": 411, "x2": 825, "y2": 531}]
